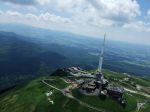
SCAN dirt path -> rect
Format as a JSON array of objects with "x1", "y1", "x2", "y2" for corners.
[
  {"x1": 42, "y1": 79, "x2": 108, "y2": 112},
  {"x1": 124, "y1": 88, "x2": 150, "y2": 98}
]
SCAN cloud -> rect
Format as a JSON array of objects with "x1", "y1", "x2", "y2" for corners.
[
  {"x1": 148, "y1": 9, "x2": 150, "y2": 16},
  {"x1": 87, "y1": 0, "x2": 141, "y2": 22},
  {"x1": 94, "y1": 0, "x2": 140, "y2": 19},
  {"x1": 0, "y1": 10, "x2": 3, "y2": 14},
  {"x1": 0, "y1": 0, "x2": 36, "y2": 5},
  {"x1": 0, "y1": 0, "x2": 141, "y2": 28},
  {"x1": 39, "y1": 12, "x2": 71, "y2": 23},
  {"x1": 1, "y1": 0, "x2": 150, "y2": 42},
  {"x1": 147, "y1": 9, "x2": 150, "y2": 20},
  {"x1": 34, "y1": 0, "x2": 141, "y2": 28},
  {"x1": 36, "y1": 0, "x2": 52, "y2": 5},
  {"x1": 123, "y1": 21, "x2": 150, "y2": 32},
  {"x1": 0, "y1": 0, "x2": 146, "y2": 34},
  {"x1": 0, "y1": 10, "x2": 71, "y2": 25},
  {"x1": 6, "y1": 10, "x2": 22, "y2": 17}
]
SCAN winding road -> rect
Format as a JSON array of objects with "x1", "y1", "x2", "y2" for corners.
[{"x1": 42, "y1": 79, "x2": 108, "y2": 112}]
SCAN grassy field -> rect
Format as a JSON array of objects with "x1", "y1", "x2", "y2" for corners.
[
  {"x1": 0, "y1": 69, "x2": 150, "y2": 112},
  {"x1": 44, "y1": 76, "x2": 69, "y2": 89},
  {"x1": 72, "y1": 89, "x2": 137, "y2": 112},
  {"x1": 139, "y1": 102, "x2": 150, "y2": 112},
  {"x1": 0, "y1": 77, "x2": 99, "y2": 112},
  {"x1": 103, "y1": 69, "x2": 150, "y2": 87}
]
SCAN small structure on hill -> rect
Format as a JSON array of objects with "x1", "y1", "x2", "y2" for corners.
[
  {"x1": 82, "y1": 80, "x2": 97, "y2": 93},
  {"x1": 107, "y1": 86, "x2": 124, "y2": 99}
]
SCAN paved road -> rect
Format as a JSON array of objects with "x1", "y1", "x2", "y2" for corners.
[
  {"x1": 124, "y1": 88, "x2": 150, "y2": 98},
  {"x1": 42, "y1": 79, "x2": 61, "y2": 92},
  {"x1": 42, "y1": 79, "x2": 108, "y2": 112}
]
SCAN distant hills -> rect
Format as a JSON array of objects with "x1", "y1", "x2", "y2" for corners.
[
  {"x1": 0, "y1": 31, "x2": 69, "y2": 91},
  {"x1": 0, "y1": 23, "x2": 150, "y2": 91}
]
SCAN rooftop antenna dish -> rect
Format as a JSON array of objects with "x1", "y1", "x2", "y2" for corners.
[{"x1": 98, "y1": 33, "x2": 106, "y2": 73}]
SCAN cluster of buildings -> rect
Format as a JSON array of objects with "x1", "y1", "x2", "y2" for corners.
[
  {"x1": 64, "y1": 67, "x2": 94, "y2": 78},
  {"x1": 68, "y1": 34, "x2": 126, "y2": 106},
  {"x1": 62, "y1": 66, "x2": 126, "y2": 106}
]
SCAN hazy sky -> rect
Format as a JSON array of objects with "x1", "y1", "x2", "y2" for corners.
[{"x1": 0, "y1": 0, "x2": 150, "y2": 45}]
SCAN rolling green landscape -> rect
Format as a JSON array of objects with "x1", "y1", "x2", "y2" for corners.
[
  {"x1": 0, "y1": 1, "x2": 150, "y2": 112},
  {"x1": 0, "y1": 70, "x2": 149, "y2": 112},
  {"x1": 0, "y1": 77, "x2": 97, "y2": 112},
  {"x1": 0, "y1": 25, "x2": 150, "y2": 112},
  {"x1": 1, "y1": 25, "x2": 150, "y2": 93}
]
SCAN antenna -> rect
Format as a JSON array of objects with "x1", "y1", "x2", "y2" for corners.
[{"x1": 98, "y1": 33, "x2": 106, "y2": 73}]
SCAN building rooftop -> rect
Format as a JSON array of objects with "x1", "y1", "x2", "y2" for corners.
[{"x1": 107, "y1": 86, "x2": 124, "y2": 93}]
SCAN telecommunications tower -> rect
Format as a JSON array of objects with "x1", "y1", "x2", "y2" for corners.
[{"x1": 98, "y1": 33, "x2": 106, "y2": 73}]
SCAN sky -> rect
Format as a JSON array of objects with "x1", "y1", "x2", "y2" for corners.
[{"x1": 0, "y1": 0, "x2": 150, "y2": 45}]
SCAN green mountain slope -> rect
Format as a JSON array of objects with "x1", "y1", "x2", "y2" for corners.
[
  {"x1": 0, "y1": 70, "x2": 150, "y2": 112},
  {"x1": 0, "y1": 77, "x2": 95, "y2": 112}
]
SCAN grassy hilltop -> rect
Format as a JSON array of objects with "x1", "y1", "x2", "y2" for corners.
[{"x1": 0, "y1": 70, "x2": 150, "y2": 112}]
